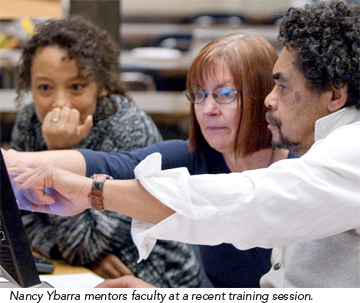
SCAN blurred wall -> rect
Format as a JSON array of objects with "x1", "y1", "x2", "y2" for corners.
[{"x1": 122, "y1": 0, "x2": 292, "y2": 21}]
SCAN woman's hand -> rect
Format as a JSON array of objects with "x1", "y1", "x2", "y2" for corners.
[
  {"x1": 96, "y1": 276, "x2": 157, "y2": 288},
  {"x1": 90, "y1": 254, "x2": 135, "y2": 279},
  {"x1": 42, "y1": 107, "x2": 93, "y2": 150},
  {"x1": 9, "y1": 165, "x2": 92, "y2": 216}
]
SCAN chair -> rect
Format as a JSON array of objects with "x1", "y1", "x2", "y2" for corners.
[
  {"x1": 189, "y1": 13, "x2": 248, "y2": 28},
  {"x1": 120, "y1": 72, "x2": 156, "y2": 91},
  {"x1": 153, "y1": 34, "x2": 192, "y2": 52},
  {"x1": 268, "y1": 12, "x2": 284, "y2": 25}
]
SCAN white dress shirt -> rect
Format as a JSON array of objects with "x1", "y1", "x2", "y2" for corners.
[{"x1": 132, "y1": 107, "x2": 360, "y2": 287}]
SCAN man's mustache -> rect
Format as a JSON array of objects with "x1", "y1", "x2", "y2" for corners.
[{"x1": 265, "y1": 111, "x2": 281, "y2": 127}]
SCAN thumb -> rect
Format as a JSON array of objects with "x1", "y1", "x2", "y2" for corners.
[{"x1": 77, "y1": 115, "x2": 93, "y2": 139}]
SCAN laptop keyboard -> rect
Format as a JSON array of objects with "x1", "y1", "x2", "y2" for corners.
[{"x1": 33, "y1": 256, "x2": 55, "y2": 274}]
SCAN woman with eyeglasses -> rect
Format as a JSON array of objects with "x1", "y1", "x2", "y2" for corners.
[{"x1": 6, "y1": 33, "x2": 299, "y2": 288}]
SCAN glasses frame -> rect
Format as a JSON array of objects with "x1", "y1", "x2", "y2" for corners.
[{"x1": 184, "y1": 87, "x2": 237, "y2": 104}]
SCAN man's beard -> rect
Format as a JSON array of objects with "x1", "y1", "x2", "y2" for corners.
[{"x1": 265, "y1": 111, "x2": 300, "y2": 151}]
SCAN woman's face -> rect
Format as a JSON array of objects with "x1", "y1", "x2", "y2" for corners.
[
  {"x1": 194, "y1": 65, "x2": 239, "y2": 155},
  {"x1": 31, "y1": 46, "x2": 101, "y2": 123}
]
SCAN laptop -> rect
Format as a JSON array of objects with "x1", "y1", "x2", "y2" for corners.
[{"x1": 0, "y1": 149, "x2": 52, "y2": 288}]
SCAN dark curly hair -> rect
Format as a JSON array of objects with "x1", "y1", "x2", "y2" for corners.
[
  {"x1": 15, "y1": 15, "x2": 127, "y2": 108},
  {"x1": 278, "y1": 0, "x2": 360, "y2": 109}
]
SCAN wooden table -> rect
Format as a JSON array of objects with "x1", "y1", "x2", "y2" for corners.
[
  {"x1": 1, "y1": 24, "x2": 281, "y2": 86},
  {"x1": 120, "y1": 23, "x2": 282, "y2": 76},
  {"x1": 120, "y1": 50, "x2": 191, "y2": 78},
  {"x1": 50, "y1": 259, "x2": 95, "y2": 275},
  {"x1": 121, "y1": 23, "x2": 280, "y2": 50},
  {"x1": 0, "y1": 89, "x2": 191, "y2": 134},
  {"x1": 0, "y1": 89, "x2": 190, "y2": 114},
  {"x1": 131, "y1": 91, "x2": 190, "y2": 125},
  {"x1": 32, "y1": 251, "x2": 95, "y2": 275},
  {"x1": 32, "y1": 256, "x2": 104, "y2": 288}
]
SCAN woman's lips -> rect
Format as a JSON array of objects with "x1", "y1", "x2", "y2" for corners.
[{"x1": 206, "y1": 126, "x2": 226, "y2": 131}]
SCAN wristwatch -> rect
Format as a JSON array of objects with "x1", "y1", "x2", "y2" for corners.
[{"x1": 88, "y1": 174, "x2": 113, "y2": 211}]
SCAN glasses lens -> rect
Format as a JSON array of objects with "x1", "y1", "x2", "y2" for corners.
[
  {"x1": 185, "y1": 90, "x2": 193, "y2": 102},
  {"x1": 215, "y1": 87, "x2": 236, "y2": 103},
  {"x1": 193, "y1": 88, "x2": 206, "y2": 104}
]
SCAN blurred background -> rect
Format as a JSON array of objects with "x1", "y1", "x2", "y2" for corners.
[{"x1": 1, "y1": 0, "x2": 358, "y2": 145}]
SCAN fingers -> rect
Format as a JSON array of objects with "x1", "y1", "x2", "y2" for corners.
[
  {"x1": 113, "y1": 257, "x2": 135, "y2": 277},
  {"x1": 92, "y1": 264, "x2": 120, "y2": 279},
  {"x1": 8, "y1": 167, "x2": 53, "y2": 212},
  {"x1": 44, "y1": 107, "x2": 93, "y2": 133},
  {"x1": 96, "y1": 276, "x2": 157, "y2": 288},
  {"x1": 16, "y1": 197, "x2": 51, "y2": 213},
  {"x1": 50, "y1": 107, "x2": 62, "y2": 122},
  {"x1": 43, "y1": 107, "x2": 78, "y2": 127},
  {"x1": 11, "y1": 167, "x2": 56, "y2": 207},
  {"x1": 8, "y1": 164, "x2": 91, "y2": 217},
  {"x1": 48, "y1": 107, "x2": 74, "y2": 124},
  {"x1": 42, "y1": 107, "x2": 92, "y2": 149},
  {"x1": 90, "y1": 254, "x2": 135, "y2": 279},
  {"x1": 77, "y1": 115, "x2": 93, "y2": 139},
  {"x1": 7, "y1": 166, "x2": 33, "y2": 179}
]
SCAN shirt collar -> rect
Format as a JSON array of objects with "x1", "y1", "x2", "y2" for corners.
[{"x1": 314, "y1": 107, "x2": 360, "y2": 142}]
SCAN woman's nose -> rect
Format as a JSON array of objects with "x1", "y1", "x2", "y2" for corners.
[
  {"x1": 52, "y1": 91, "x2": 69, "y2": 108},
  {"x1": 202, "y1": 93, "x2": 220, "y2": 114}
]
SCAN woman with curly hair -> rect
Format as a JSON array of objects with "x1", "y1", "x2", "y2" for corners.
[{"x1": 10, "y1": 16, "x2": 204, "y2": 288}]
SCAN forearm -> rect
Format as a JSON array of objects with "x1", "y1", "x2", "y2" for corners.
[
  {"x1": 80, "y1": 140, "x2": 189, "y2": 179},
  {"x1": 102, "y1": 179, "x2": 174, "y2": 224},
  {"x1": 4, "y1": 148, "x2": 87, "y2": 176}
]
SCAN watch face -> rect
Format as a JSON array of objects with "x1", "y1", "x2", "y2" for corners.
[{"x1": 93, "y1": 179, "x2": 104, "y2": 192}]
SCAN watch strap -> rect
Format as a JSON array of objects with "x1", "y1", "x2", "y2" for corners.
[{"x1": 88, "y1": 174, "x2": 113, "y2": 211}]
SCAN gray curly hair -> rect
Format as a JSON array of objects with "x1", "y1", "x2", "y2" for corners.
[{"x1": 278, "y1": 0, "x2": 360, "y2": 108}]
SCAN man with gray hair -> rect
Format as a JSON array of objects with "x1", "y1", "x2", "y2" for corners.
[{"x1": 7, "y1": 0, "x2": 360, "y2": 288}]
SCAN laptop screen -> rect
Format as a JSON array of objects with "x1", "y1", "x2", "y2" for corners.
[{"x1": 0, "y1": 149, "x2": 42, "y2": 288}]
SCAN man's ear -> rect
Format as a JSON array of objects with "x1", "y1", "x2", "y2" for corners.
[{"x1": 327, "y1": 83, "x2": 348, "y2": 112}]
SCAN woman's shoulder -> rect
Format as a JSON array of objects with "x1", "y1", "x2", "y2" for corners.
[
  {"x1": 100, "y1": 94, "x2": 152, "y2": 123},
  {"x1": 15, "y1": 102, "x2": 37, "y2": 118}
]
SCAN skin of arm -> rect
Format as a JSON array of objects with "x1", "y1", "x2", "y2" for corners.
[
  {"x1": 103, "y1": 179, "x2": 174, "y2": 224},
  {"x1": 2, "y1": 148, "x2": 87, "y2": 176},
  {"x1": 10, "y1": 165, "x2": 174, "y2": 224}
]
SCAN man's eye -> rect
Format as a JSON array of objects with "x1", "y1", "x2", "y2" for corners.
[{"x1": 278, "y1": 85, "x2": 286, "y2": 90}]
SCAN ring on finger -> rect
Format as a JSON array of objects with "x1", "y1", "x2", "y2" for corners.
[{"x1": 51, "y1": 118, "x2": 60, "y2": 122}]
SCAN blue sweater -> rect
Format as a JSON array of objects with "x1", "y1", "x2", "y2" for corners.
[{"x1": 80, "y1": 140, "x2": 300, "y2": 288}]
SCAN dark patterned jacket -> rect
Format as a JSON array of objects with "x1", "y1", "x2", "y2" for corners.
[{"x1": 11, "y1": 94, "x2": 203, "y2": 287}]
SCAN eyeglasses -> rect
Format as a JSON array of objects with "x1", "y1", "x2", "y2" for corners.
[{"x1": 184, "y1": 87, "x2": 237, "y2": 104}]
